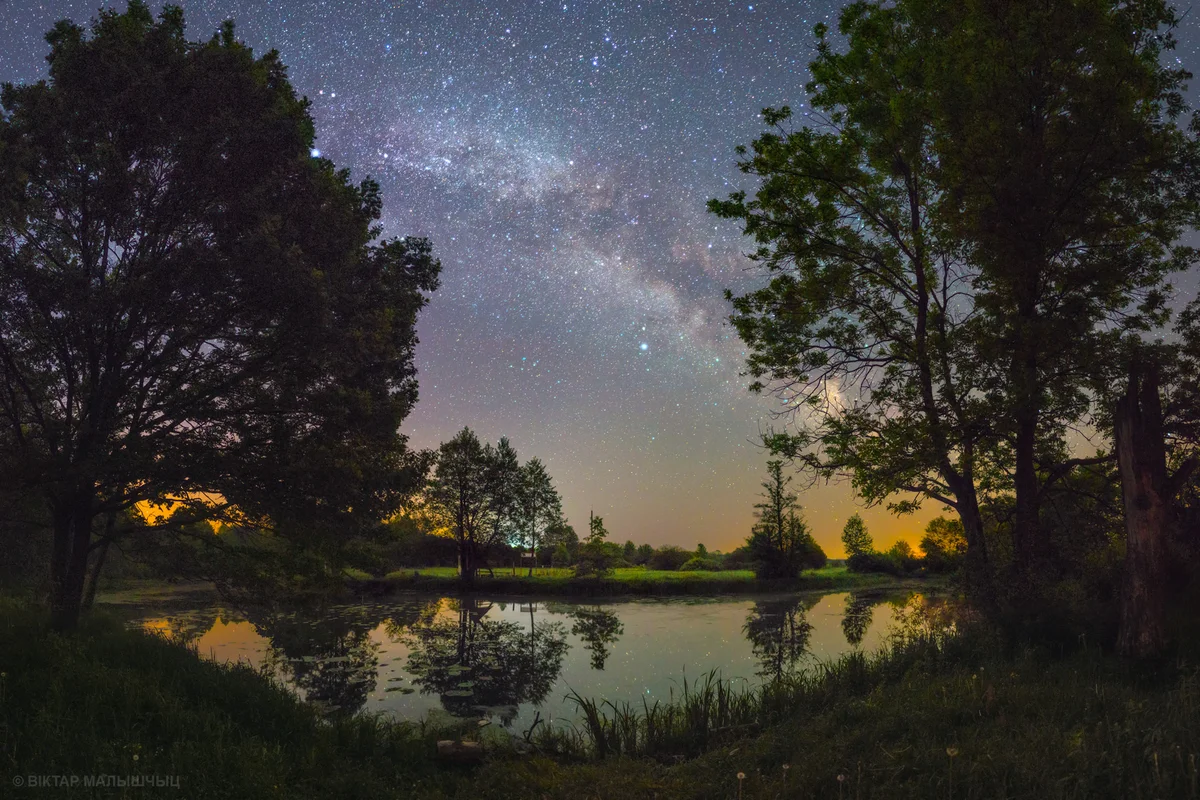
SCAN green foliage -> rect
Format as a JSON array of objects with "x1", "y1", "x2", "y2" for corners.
[
  {"x1": 586, "y1": 513, "x2": 609, "y2": 545},
  {"x1": 920, "y1": 516, "x2": 967, "y2": 574},
  {"x1": 841, "y1": 514, "x2": 873, "y2": 558},
  {"x1": 573, "y1": 541, "x2": 620, "y2": 578},
  {"x1": 678, "y1": 557, "x2": 721, "y2": 572},
  {"x1": 634, "y1": 543, "x2": 654, "y2": 565},
  {"x1": 647, "y1": 545, "x2": 691, "y2": 571}
]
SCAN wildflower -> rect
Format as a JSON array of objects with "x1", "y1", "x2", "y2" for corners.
[
  {"x1": 737, "y1": 772, "x2": 745, "y2": 780},
  {"x1": 946, "y1": 747, "x2": 959, "y2": 757},
  {"x1": 133, "y1": 755, "x2": 139, "y2": 762},
  {"x1": 837, "y1": 774, "x2": 845, "y2": 782}
]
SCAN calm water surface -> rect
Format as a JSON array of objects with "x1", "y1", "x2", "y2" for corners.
[{"x1": 117, "y1": 592, "x2": 933, "y2": 733}]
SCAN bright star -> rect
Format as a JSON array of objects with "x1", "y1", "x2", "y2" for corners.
[{"x1": 639, "y1": 343, "x2": 649, "y2": 351}]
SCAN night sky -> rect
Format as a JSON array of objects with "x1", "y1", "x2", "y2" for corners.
[{"x1": 5, "y1": 1, "x2": 1200, "y2": 554}]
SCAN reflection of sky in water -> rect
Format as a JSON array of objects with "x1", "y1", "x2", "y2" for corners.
[{"x1": 122, "y1": 592, "x2": 917, "y2": 733}]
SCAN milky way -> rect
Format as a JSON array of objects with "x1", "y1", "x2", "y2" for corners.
[{"x1": 6, "y1": 1, "x2": 1200, "y2": 553}]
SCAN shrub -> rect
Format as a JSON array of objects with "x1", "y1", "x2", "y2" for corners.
[
  {"x1": 678, "y1": 557, "x2": 722, "y2": 571},
  {"x1": 648, "y1": 545, "x2": 692, "y2": 571},
  {"x1": 574, "y1": 541, "x2": 618, "y2": 577},
  {"x1": 848, "y1": 551, "x2": 904, "y2": 575}
]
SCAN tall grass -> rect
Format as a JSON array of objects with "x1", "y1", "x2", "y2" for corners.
[{"x1": 545, "y1": 627, "x2": 959, "y2": 763}]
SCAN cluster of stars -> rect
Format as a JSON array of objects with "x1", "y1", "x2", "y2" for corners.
[{"x1": 10, "y1": 0, "x2": 1194, "y2": 551}]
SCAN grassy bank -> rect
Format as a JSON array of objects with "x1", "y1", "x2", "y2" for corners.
[
  {"x1": 361, "y1": 565, "x2": 933, "y2": 597},
  {"x1": 4, "y1": 601, "x2": 1198, "y2": 798},
  {"x1": 0, "y1": 602, "x2": 468, "y2": 798}
]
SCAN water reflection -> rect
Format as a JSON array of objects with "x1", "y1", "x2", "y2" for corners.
[
  {"x1": 567, "y1": 606, "x2": 624, "y2": 670},
  {"x1": 743, "y1": 596, "x2": 817, "y2": 680},
  {"x1": 254, "y1": 606, "x2": 386, "y2": 716},
  {"x1": 841, "y1": 593, "x2": 876, "y2": 647},
  {"x1": 122, "y1": 591, "x2": 943, "y2": 729},
  {"x1": 402, "y1": 599, "x2": 569, "y2": 724}
]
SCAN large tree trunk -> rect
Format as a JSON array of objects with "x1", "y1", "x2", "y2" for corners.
[
  {"x1": 1012, "y1": 411, "x2": 1040, "y2": 572},
  {"x1": 81, "y1": 531, "x2": 113, "y2": 611},
  {"x1": 49, "y1": 488, "x2": 96, "y2": 631},
  {"x1": 951, "y1": 480, "x2": 997, "y2": 612},
  {"x1": 1114, "y1": 361, "x2": 1171, "y2": 659}
]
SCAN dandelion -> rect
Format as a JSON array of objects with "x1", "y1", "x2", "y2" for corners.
[
  {"x1": 837, "y1": 773, "x2": 846, "y2": 800},
  {"x1": 736, "y1": 771, "x2": 746, "y2": 800},
  {"x1": 133, "y1": 755, "x2": 139, "y2": 762},
  {"x1": 946, "y1": 747, "x2": 959, "y2": 757},
  {"x1": 946, "y1": 747, "x2": 958, "y2": 799}
]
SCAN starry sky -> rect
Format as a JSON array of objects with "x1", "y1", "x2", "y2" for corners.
[{"x1": 5, "y1": 0, "x2": 1200, "y2": 555}]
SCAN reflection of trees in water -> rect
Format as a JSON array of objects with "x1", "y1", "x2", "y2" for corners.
[
  {"x1": 403, "y1": 599, "x2": 568, "y2": 725},
  {"x1": 743, "y1": 596, "x2": 816, "y2": 681},
  {"x1": 250, "y1": 604, "x2": 400, "y2": 717},
  {"x1": 567, "y1": 606, "x2": 624, "y2": 670},
  {"x1": 154, "y1": 609, "x2": 220, "y2": 644},
  {"x1": 841, "y1": 593, "x2": 876, "y2": 646}
]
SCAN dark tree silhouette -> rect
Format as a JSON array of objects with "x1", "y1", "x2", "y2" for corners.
[{"x1": 0, "y1": 3, "x2": 438, "y2": 629}]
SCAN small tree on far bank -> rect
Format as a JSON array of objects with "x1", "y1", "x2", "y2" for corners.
[
  {"x1": 575, "y1": 510, "x2": 616, "y2": 577},
  {"x1": 748, "y1": 461, "x2": 825, "y2": 579},
  {"x1": 841, "y1": 514, "x2": 874, "y2": 559}
]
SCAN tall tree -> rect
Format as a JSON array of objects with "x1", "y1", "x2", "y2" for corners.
[
  {"x1": 841, "y1": 513, "x2": 873, "y2": 558},
  {"x1": 426, "y1": 429, "x2": 495, "y2": 586},
  {"x1": 748, "y1": 460, "x2": 819, "y2": 578},
  {"x1": 0, "y1": 3, "x2": 438, "y2": 629},
  {"x1": 587, "y1": 511, "x2": 608, "y2": 545},
  {"x1": 709, "y1": 4, "x2": 1000, "y2": 597},
  {"x1": 929, "y1": 0, "x2": 1200, "y2": 575},
  {"x1": 480, "y1": 437, "x2": 521, "y2": 574},
  {"x1": 513, "y1": 458, "x2": 561, "y2": 576}
]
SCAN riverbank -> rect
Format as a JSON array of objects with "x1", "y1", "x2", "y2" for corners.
[
  {"x1": 356, "y1": 565, "x2": 938, "y2": 598},
  {"x1": 3, "y1": 601, "x2": 1196, "y2": 799}
]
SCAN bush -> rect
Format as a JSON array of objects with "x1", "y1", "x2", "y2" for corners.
[
  {"x1": 648, "y1": 545, "x2": 691, "y2": 571},
  {"x1": 678, "y1": 557, "x2": 722, "y2": 571},
  {"x1": 848, "y1": 551, "x2": 904, "y2": 575},
  {"x1": 721, "y1": 545, "x2": 754, "y2": 569},
  {"x1": 574, "y1": 542, "x2": 618, "y2": 577},
  {"x1": 551, "y1": 543, "x2": 572, "y2": 567}
]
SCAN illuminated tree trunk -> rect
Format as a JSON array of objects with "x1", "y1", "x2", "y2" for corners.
[{"x1": 1114, "y1": 361, "x2": 1170, "y2": 659}]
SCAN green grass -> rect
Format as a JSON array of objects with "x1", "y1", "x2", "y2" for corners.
[
  {"x1": 369, "y1": 565, "x2": 924, "y2": 597},
  {"x1": 6, "y1": 599, "x2": 1200, "y2": 799}
]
